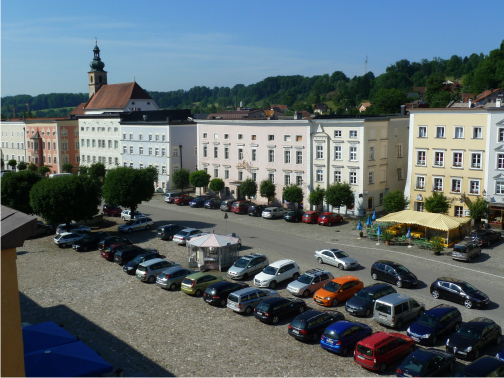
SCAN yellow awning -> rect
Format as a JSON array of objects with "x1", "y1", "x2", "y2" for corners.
[{"x1": 375, "y1": 210, "x2": 471, "y2": 231}]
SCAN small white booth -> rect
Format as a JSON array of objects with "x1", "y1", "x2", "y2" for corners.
[{"x1": 187, "y1": 233, "x2": 241, "y2": 271}]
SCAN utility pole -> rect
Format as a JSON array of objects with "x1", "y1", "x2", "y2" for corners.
[{"x1": 365, "y1": 55, "x2": 368, "y2": 74}]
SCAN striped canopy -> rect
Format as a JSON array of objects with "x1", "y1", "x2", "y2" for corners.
[{"x1": 375, "y1": 210, "x2": 471, "y2": 231}]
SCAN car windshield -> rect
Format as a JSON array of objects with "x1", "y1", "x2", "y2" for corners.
[
  {"x1": 456, "y1": 326, "x2": 481, "y2": 340},
  {"x1": 178, "y1": 231, "x2": 189, "y2": 237},
  {"x1": 131, "y1": 255, "x2": 146, "y2": 264},
  {"x1": 417, "y1": 313, "x2": 439, "y2": 327},
  {"x1": 323, "y1": 281, "x2": 341, "y2": 293},
  {"x1": 297, "y1": 275, "x2": 313, "y2": 284},
  {"x1": 234, "y1": 258, "x2": 250, "y2": 268},
  {"x1": 319, "y1": 215, "x2": 327, "y2": 219},
  {"x1": 395, "y1": 265, "x2": 410, "y2": 274},
  {"x1": 322, "y1": 328, "x2": 340, "y2": 340},
  {"x1": 263, "y1": 266, "x2": 278, "y2": 275},
  {"x1": 401, "y1": 355, "x2": 425, "y2": 374},
  {"x1": 354, "y1": 290, "x2": 374, "y2": 302},
  {"x1": 334, "y1": 251, "x2": 348, "y2": 258},
  {"x1": 461, "y1": 283, "x2": 478, "y2": 294},
  {"x1": 286, "y1": 211, "x2": 296, "y2": 216}
]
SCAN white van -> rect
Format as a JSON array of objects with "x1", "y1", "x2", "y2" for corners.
[{"x1": 49, "y1": 173, "x2": 72, "y2": 178}]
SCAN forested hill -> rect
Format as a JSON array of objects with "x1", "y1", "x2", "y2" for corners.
[{"x1": 2, "y1": 40, "x2": 503, "y2": 118}]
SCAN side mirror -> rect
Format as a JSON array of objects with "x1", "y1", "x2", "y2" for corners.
[{"x1": 277, "y1": 273, "x2": 281, "y2": 276}]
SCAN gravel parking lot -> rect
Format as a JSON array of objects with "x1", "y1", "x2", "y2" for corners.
[{"x1": 17, "y1": 197, "x2": 504, "y2": 376}]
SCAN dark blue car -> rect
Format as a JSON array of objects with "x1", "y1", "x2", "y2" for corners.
[
  {"x1": 407, "y1": 304, "x2": 462, "y2": 345},
  {"x1": 345, "y1": 283, "x2": 396, "y2": 317},
  {"x1": 455, "y1": 356, "x2": 504, "y2": 377},
  {"x1": 320, "y1": 320, "x2": 372, "y2": 355},
  {"x1": 396, "y1": 348, "x2": 455, "y2": 377},
  {"x1": 189, "y1": 195, "x2": 211, "y2": 208},
  {"x1": 497, "y1": 347, "x2": 504, "y2": 361}
]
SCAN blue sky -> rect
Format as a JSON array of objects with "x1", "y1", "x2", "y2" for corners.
[{"x1": 2, "y1": 0, "x2": 504, "y2": 97}]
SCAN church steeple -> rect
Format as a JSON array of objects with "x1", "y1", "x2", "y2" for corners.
[{"x1": 88, "y1": 39, "x2": 107, "y2": 98}]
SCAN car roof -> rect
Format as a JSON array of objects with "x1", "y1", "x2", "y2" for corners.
[
  {"x1": 304, "y1": 268, "x2": 330, "y2": 277},
  {"x1": 264, "y1": 207, "x2": 280, "y2": 210},
  {"x1": 163, "y1": 266, "x2": 188, "y2": 274},
  {"x1": 260, "y1": 297, "x2": 290, "y2": 305},
  {"x1": 178, "y1": 228, "x2": 198, "y2": 232},
  {"x1": 376, "y1": 293, "x2": 413, "y2": 305},
  {"x1": 465, "y1": 317, "x2": 496, "y2": 329},
  {"x1": 185, "y1": 272, "x2": 215, "y2": 280},
  {"x1": 361, "y1": 283, "x2": 393, "y2": 293},
  {"x1": 331, "y1": 275, "x2": 359, "y2": 284},
  {"x1": 231, "y1": 287, "x2": 265, "y2": 296},
  {"x1": 58, "y1": 232, "x2": 78, "y2": 237},
  {"x1": 325, "y1": 320, "x2": 361, "y2": 333},
  {"x1": 436, "y1": 277, "x2": 468, "y2": 284},
  {"x1": 242, "y1": 253, "x2": 265, "y2": 260},
  {"x1": 425, "y1": 304, "x2": 457, "y2": 317},
  {"x1": 406, "y1": 348, "x2": 451, "y2": 363},
  {"x1": 375, "y1": 260, "x2": 399, "y2": 266},
  {"x1": 304, "y1": 211, "x2": 319, "y2": 214},
  {"x1": 460, "y1": 356, "x2": 504, "y2": 375},
  {"x1": 139, "y1": 258, "x2": 165, "y2": 267},
  {"x1": 269, "y1": 259, "x2": 296, "y2": 268},
  {"x1": 358, "y1": 331, "x2": 400, "y2": 347}
]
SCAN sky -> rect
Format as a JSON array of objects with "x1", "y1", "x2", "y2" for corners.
[{"x1": 2, "y1": 0, "x2": 504, "y2": 97}]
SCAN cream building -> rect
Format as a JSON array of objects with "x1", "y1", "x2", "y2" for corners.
[{"x1": 1, "y1": 120, "x2": 27, "y2": 169}]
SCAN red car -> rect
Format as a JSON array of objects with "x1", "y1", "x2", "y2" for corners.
[
  {"x1": 101, "y1": 243, "x2": 130, "y2": 261},
  {"x1": 103, "y1": 204, "x2": 122, "y2": 217},
  {"x1": 317, "y1": 212, "x2": 343, "y2": 226},
  {"x1": 175, "y1": 195, "x2": 194, "y2": 206},
  {"x1": 354, "y1": 332, "x2": 415, "y2": 373},
  {"x1": 302, "y1": 211, "x2": 321, "y2": 224},
  {"x1": 231, "y1": 200, "x2": 253, "y2": 214}
]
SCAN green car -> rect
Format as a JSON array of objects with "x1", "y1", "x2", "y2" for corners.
[{"x1": 181, "y1": 272, "x2": 224, "y2": 296}]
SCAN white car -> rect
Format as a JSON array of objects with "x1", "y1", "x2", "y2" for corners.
[
  {"x1": 314, "y1": 248, "x2": 359, "y2": 270},
  {"x1": 118, "y1": 217, "x2": 154, "y2": 233},
  {"x1": 56, "y1": 224, "x2": 91, "y2": 235},
  {"x1": 261, "y1": 207, "x2": 284, "y2": 219},
  {"x1": 254, "y1": 259, "x2": 300, "y2": 289},
  {"x1": 54, "y1": 232, "x2": 85, "y2": 248},
  {"x1": 121, "y1": 210, "x2": 145, "y2": 221}
]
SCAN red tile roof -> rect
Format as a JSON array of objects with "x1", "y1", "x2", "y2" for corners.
[
  {"x1": 271, "y1": 104, "x2": 288, "y2": 110},
  {"x1": 68, "y1": 103, "x2": 87, "y2": 116},
  {"x1": 473, "y1": 88, "x2": 502, "y2": 102},
  {"x1": 85, "y1": 82, "x2": 153, "y2": 110}
]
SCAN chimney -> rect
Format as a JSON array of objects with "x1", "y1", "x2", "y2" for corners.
[
  {"x1": 497, "y1": 94, "x2": 503, "y2": 107},
  {"x1": 468, "y1": 98, "x2": 472, "y2": 108},
  {"x1": 400, "y1": 105, "x2": 406, "y2": 116},
  {"x1": 294, "y1": 112, "x2": 302, "y2": 120}
]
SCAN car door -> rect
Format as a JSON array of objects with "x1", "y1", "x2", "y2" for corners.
[
  {"x1": 385, "y1": 339, "x2": 400, "y2": 362},
  {"x1": 375, "y1": 263, "x2": 387, "y2": 281},
  {"x1": 322, "y1": 251, "x2": 335, "y2": 266},
  {"x1": 339, "y1": 282, "x2": 353, "y2": 302},
  {"x1": 310, "y1": 275, "x2": 322, "y2": 291},
  {"x1": 448, "y1": 283, "x2": 463, "y2": 304},
  {"x1": 383, "y1": 265, "x2": 395, "y2": 283}
]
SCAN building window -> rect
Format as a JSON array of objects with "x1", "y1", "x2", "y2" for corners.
[
  {"x1": 334, "y1": 146, "x2": 342, "y2": 160},
  {"x1": 284, "y1": 150, "x2": 291, "y2": 164},
  {"x1": 114, "y1": 141, "x2": 118, "y2": 149},
  {"x1": 498, "y1": 153, "x2": 504, "y2": 169},
  {"x1": 214, "y1": 168, "x2": 219, "y2": 177},
  {"x1": 284, "y1": 135, "x2": 291, "y2": 142},
  {"x1": 268, "y1": 135, "x2": 274, "y2": 141},
  {"x1": 238, "y1": 148, "x2": 244, "y2": 160},
  {"x1": 238, "y1": 170, "x2": 243, "y2": 180},
  {"x1": 454, "y1": 127, "x2": 464, "y2": 139},
  {"x1": 369, "y1": 146, "x2": 375, "y2": 160},
  {"x1": 251, "y1": 171, "x2": 257, "y2": 181},
  {"x1": 224, "y1": 168, "x2": 230, "y2": 179},
  {"x1": 452, "y1": 152, "x2": 463, "y2": 167},
  {"x1": 433, "y1": 177, "x2": 443, "y2": 191},
  {"x1": 238, "y1": 134, "x2": 243, "y2": 140},
  {"x1": 349, "y1": 172, "x2": 357, "y2": 184},
  {"x1": 251, "y1": 134, "x2": 257, "y2": 140},
  {"x1": 334, "y1": 171, "x2": 341, "y2": 183},
  {"x1": 397, "y1": 168, "x2": 403, "y2": 179},
  {"x1": 161, "y1": 148, "x2": 166, "y2": 156},
  {"x1": 496, "y1": 181, "x2": 504, "y2": 194},
  {"x1": 284, "y1": 173, "x2": 291, "y2": 185},
  {"x1": 224, "y1": 133, "x2": 229, "y2": 140},
  {"x1": 350, "y1": 146, "x2": 357, "y2": 161},
  {"x1": 149, "y1": 147, "x2": 152, "y2": 155},
  {"x1": 334, "y1": 130, "x2": 342, "y2": 138},
  {"x1": 92, "y1": 140, "x2": 96, "y2": 148},
  {"x1": 268, "y1": 149, "x2": 275, "y2": 163},
  {"x1": 469, "y1": 180, "x2": 480, "y2": 195},
  {"x1": 224, "y1": 147, "x2": 229, "y2": 159},
  {"x1": 162, "y1": 135, "x2": 166, "y2": 142},
  {"x1": 349, "y1": 130, "x2": 358, "y2": 138},
  {"x1": 123, "y1": 133, "x2": 126, "y2": 140},
  {"x1": 316, "y1": 169, "x2": 323, "y2": 182},
  {"x1": 155, "y1": 147, "x2": 159, "y2": 156},
  {"x1": 129, "y1": 146, "x2": 134, "y2": 154},
  {"x1": 436, "y1": 126, "x2": 445, "y2": 138},
  {"x1": 268, "y1": 173, "x2": 275, "y2": 183},
  {"x1": 417, "y1": 151, "x2": 426, "y2": 166},
  {"x1": 397, "y1": 144, "x2": 402, "y2": 157},
  {"x1": 108, "y1": 140, "x2": 112, "y2": 148},
  {"x1": 139, "y1": 133, "x2": 143, "y2": 141},
  {"x1": 129, "y1": 133, "x2": 133, "y2": 140},
  {"x1": 214, "y1": 146, "x2": 218, "y2": 159},
  {"x1": 416, "y1": 176, "x2": 425, "y2": 190},
  {"x1": 108, "y1": 157, "x2": 112, "y2": 165},
  {"x1": 130, "y1": 162, "x2": 134, "y2": 168},
  {"x1": 155, "y1": 135, "x2": 159, "y2": 141},
  {"x1": 369, "y1": 171, "x2": 374, "y2": 184},
  {"x1": 471, "y1": 153, "x2": 482, "y2": 169},
  {"x1": 472, "y1": 127, "x2": 482, "y2": 139},
  {"x1": 202, "y1": 133, "x2": 207, "y2": 139},
  {"x1": 499, "y1": 128, "x2": 504, "y2": 142},
  {"x1": 203, "y1": 145, "x2": 208, "y2": 158},
  {"x1": 251, "y1": 149, "x2": 257, "y2": 161},
  {"x1": 115, "y1": 157, "x2": 119, "y2": 165},
  {"x1": 316, "y1": 145, "x2": 324, "y2": 159},
  {"x1": 451, "y1": 178, "x2": 462, "y2": 193},
  {"x1": 454, "y1": 206, "x2": 464, "y2": 217},
  {"x1": 296, "y1": 135, "x2": 302, "y2": 142},
  {"x1": 434, "y1": 151, "x2": 444, "y2": 167},
  {"x1": 296, "y1": 150, "x2": 303, "y2": 164}
]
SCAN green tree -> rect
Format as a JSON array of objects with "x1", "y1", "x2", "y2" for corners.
[
  {"x1": 308, "y1": 185, "x2": 325, "y2": 209},
  {"x1": 28, "y1": 163, "x2": 38, "y2": 172},
  {"x1": 209, "y1": 178, "x2": 225, "y2": 196},
  {"x1": 325, "y1": 182, "x2": 354, "y2": 213},
  {"x1": 189, "y1": 170, "x2": 211, "y2": 194},
  {"x1": 259, "y1": 179, "x2": 276, "y2": 205},
  {"x1": 172, "y1": 168, "x2": 190, "y2": 193},
  {"x1": 62, "y1": 162, "x2": 74, "y2": 173},
  {"x1": 1, "y1": 158, "x2": 4, "y2": 169},
  {"x1": 78, "y1": 166, "x2": 89, "y2": 176},
  {"x1": 382, "y1": 190, "x2": 408, "y2": 213},
  {"x1": 89, "y1": 162, "x2": 106, "y2": 183},
  {"x1": 1, "y1": 170, "x2": 42, "y2": 214},
  {"x1": 371, "y1": 88, "x2": 407, "y2": 113},
  {"x1": 240, "y1": 178, "x2": 257, "y2": 199},
  {"x1": 30, "y1": 175, "x2": 101, "y2": 229},
  {"x1": 8, "y1": 159, "x2": 17, "y2": 171},
  {"x1": 102, "y1": 167, "x2": 155, "y2": 220},
  {"x1": 467, "y1": 197, "x2": 489, "y2": 227},
  {"x1": 17, "y1": 161, "x2": 27, "y2": 171},
  {"x1": 424, "y1": 192, "x2": 452, "y2": 214},
  {"x1": 145, "y1": 166, "x2": 158, "y2": 184},
  {"x1": 38, "y1": 166, "x2": 50, "y2": 176},
  {"x1": 282, "y1": 184, "x2": 303, "y2": 205}
]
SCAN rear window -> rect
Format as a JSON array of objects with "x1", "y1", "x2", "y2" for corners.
[
  {"x1": 290, "y1": 318, "x2": 306, "y2": 329},
  {"x1": 137, "y1": 266, "x2": 147, "y2": 272},
  {"x1": 255, "y1": 302, "x2": 270, "y2": 311},
  {"x1": 375, "y1": 302, "x2": 392, "y2": 315},
  {"x1": 263, "y1": 209, "x2": 271, "y2": 213},
  {"x1": 319, "y1": 214, "x2": 327, "y2": 219},
  {"x1": 227, "y1": 294, "x2": 238, "y2": 303},
  {"x1": 454, "y1": 246, "x2": 467, "y2": 252},
  {"x1": 356, "y1": 344, "x2": 373, "y2": 357},
  {"x1": 322, "y1": 328, "x2": 340, "y2": 340},
  {"x1": 182, "y1": 278, "x2": 193, "y2": 285},
  {"x1": 158, "y1": 272, "x2": 169, "y2": 279}
]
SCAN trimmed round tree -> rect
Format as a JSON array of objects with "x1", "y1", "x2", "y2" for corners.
[
  {"x1": 89, "y1": 162, "x2": 106, "y2": 183},
  {"x1": 30, "y1": 175, "x2": 101, "y2": 229},
  {"x1": 189, "y1": 170, "x2": 211, "y2": 194},
  {"x1": 102, "y1": 167, "x2": 155, "y2": 220},
  {"x1": 382, "y1": 190, "x2": 408, "y2": 213},
  {"x1": 8, "y1": 159, "x2": 17, "y2": 171},
  {"x1": 467, "y1": 197, "x2": 489, "y2": 227},
  {"x1": 1, "y1": 170, "x2": 43, "y2": 214},
  {"x1": 240, "y1": 178, "x2": 257, "y2": 200},
  {"x1": 308, "y1": 185, "x2": 325, "y2": 210},
  {"x1": 28, "y1": 163, "x2": 38, "y2": 172},
  {"x1": 325, "y1": 182, "x2": 354, "y2": 213},
  {"x1": 259, "y1": 179, "x2": 276, "y2": 205},
  {"x1": 282, "y1": 184, "x2": 303, "y2": 206},
  {"x1": 209, "y1": 178, "x2": 225, "y2": 196},
  {"x1": 172, "y1": 168, "x2": 190, "y2": 193},
  {"x1": 62, "y1": 162, "x2": 74, "y2": 173},
  {"x1": 38, "y1": 165, "x2": 51, "y2": 176},
  {"x1": 17, "y1": 161, "x2": 28, "y2": 171},
  {"x1": 424, "y1": 192, "x2": 452, "y2": 214}
]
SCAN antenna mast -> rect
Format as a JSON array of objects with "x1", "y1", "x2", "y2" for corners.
[{"x1": 365, "y1": 55, "x2": 368, "y2": 74}]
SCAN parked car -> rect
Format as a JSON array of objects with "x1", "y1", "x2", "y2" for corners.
[
  {"x1": 227, "y1": 253, "x2": 269, "y2": 280},
  {"x1": 226, "y1": 287, "x2": 279, "y2": 315},
  {"x1": 56, "y1": 223, "x2": 91, "y2": 235},
  {"x1": 220, "y1": 200, "x2": 235, "y2": 212},
  {"x1": 164, "y1": 191, "x2": 183, "y2": 204},
  {"x1": 174, "y1": 195, "x2": 194, "y2": 206},
  {"x1": 120, "y1": 210, "x2": 144, "y2": 221},
  {"x1": 498, "y1": 347, "x2": 504, "y2": 361},
  {"x1": 283, "y1": 210, "x2": 305, "y2": 223},
  {"x1": 189, "y1": 195, "x2": 211, "y2": 208},
  {"x1": 181, "y1": 272, "x2": 224, "y2": 296},
  {"x1": 288, "y1": 310, "x2": 345, "y2": 342},
  {"x1": 452, "y1": 240, "x2": 482, "y2": 262},
  {"x1": 396, "y1": 348, "x2": 456, "y2": 377},
  {"x1": 254, "y1": 297, "x2": 307, "y2": 324},
  {"x1": 469, "y1": 229, "x2": 501, "y2": 247},
  {"x1": 287, "y1": 268, "x2": 334, "y2": 297},
  {"x1": 455, "y1": 356, "x2": 504, "y2": 377},
  {"x1": 72, "y1": 231, "x2": 110, "y2": 252},
  {"x1": 53, "y1": 232, "x2": 85, "y2": 248},
  {"x1": 231, "y1": 200, "x2": 253, "y2": 214},
  {"x1": 315, "y1": 248, "x2": 359, "y2": 270},
  {"x1": 122, "y1": 251, "x2": 162, "y2": 275},
  {"x1": 430, "y1": 277, "x2": 489, "y2": 309},
  {"x1": 248, "y1": 204, "x2": 267, "y2": 216},
  {"x1": 33, "y1": 221, "x2": 54, "y2": 236},
  {"x1": 345, "y1": 283, "x2": 397, "y2": 317},
  {"x1": 203, "y1": 281, "x2": 249, "y2": 307},
  {"x1": 302, "y1": 211, "x2": 321, "y2": 224},
  {"x1": 313, "y1": 275, "x2": 364, "y2": 307},
  {"x1": 113, "y1": 245, "x2": 148, "y2": 266},
  {"x1": 118, "y1": 217, "x2": 153, "y2": 233},
  {"x1": 373, "y1": 293, "x2": 425, "y2": 329},
  {"x1": 321, "y1": 320, "x2": 372, "y2": 356},
  {"x1": 101, "y1": 243, "x2": 131, "y2": 261},
  {"x1": 446, "y1": 317, "x2": 502, "y2": 360},
  {"x1": 156, "y1": 267, "x2": 197, "y2": 290},
  {"x1": 98, "y1": 236, "x2": 131, "y2": 252},
  {"x1": 354, "y1": 331, "x2": 416, "y2": 373},
  {"x1": 370, "y1": 260, "x2": 418, "y2": 288},
  {"x1": 136, "y1": 258, "x2": 180, "y2": 283},
  {"x1": 204, "y1": 198, "x2": 222, "y2": 209},
  {"x1": 317, "y1": 212, "x2": 343, "y2": 226},
  {"x1": 262, "y1": 207, "x2": 284, "y2": 219},
  {"x1": 103, "y1": 204, "x2": 122, "y2": 217},
  {"x1": 172, "y1": 228, "x2": 203, "y2": 245},
  {"x1": 253, "y1": 259, "x2": 300, "y2": 289},
  {"x1": 407, "y1": 304, "x2": 462, "y2": 345},
  {"x1": 156, "y1": 224, "x2": 185, "y2": 241}
]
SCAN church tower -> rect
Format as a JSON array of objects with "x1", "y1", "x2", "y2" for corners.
[{"x1": 88, "y1": 40, "x2": 107, "y2": 98}]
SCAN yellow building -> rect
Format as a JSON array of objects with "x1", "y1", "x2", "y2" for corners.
[{"x1": 405, "y1": 108, "x2": 488, "y2": 217}]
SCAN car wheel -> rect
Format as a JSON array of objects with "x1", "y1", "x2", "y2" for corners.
[
  {"x1": 220, "y1": 298, "x2": 227, "y2": 307},
  {"x1": 245, "y1": 306, "x2": 253, "y2": 315},
  {"x1": 467, "y1": 256, "x2": 472, "y2": 263},
  {"x1": 167, "y1": 235, "x2": 173, "y2": 241},
  {"x1": 83, "y1": 246, "x2": 88, "y2": 252},
  {"x1": 317, "y1": 257, "x2": 323, "y2": 264},
  {"x1": 473, "y1": 348, "x2": 480, "y2": 360},
  {"x1": 371, "y1": 273, "x2": 378, "y2": 280},
  {"x1": 169, "y1": 283, "x2": 177, "y2": 291},
  {"x1": 237, "y1": 243, "x2": 242, "y2": 250},
  {"x1": 269, "y1": 281, "x2": 277, "y2": 289},
  {"x1": 395, "y1": 319, "x2": 403, "y2": 329},
  {"x1": 46, "y1": 229, "x2": 52, "y2": 235},
  {"x1": 128, "y1": 229, "x2": 133, "y2": 233},
  {"x1": 365, "y1": 308, "x2": 372, "y2": 317},
  {"x1": 146, "y1": 225, "x2": 151, "y2": 230},
  {"x1": 272, "y1": 316, "x2": 280, "y2": 324},
  {"x1": 60, "y1": 243, "x2": 67, "y2": 248},
  {"x1": 379, "y1": 363, "x2": 387, "y2": 374},
  {"x1": 312, "y1": 332, "x2": 320, "y2": 342},
  {"x1": 148, "y1": 276, "x2": 156, "y2": 283},
  {"x1": 396, "y1": 280, "x2": 403, "y2": 288},
  {"x1": 312, "y1": 220, "x2": 316, "y2": 224},
  {"x1": 464, "y1": 299, "x2": 473, "y2": 309},
  {"x1": 432, "y1": 290, "x2": 440, "y2": 299},
  {"x1": 243, "y1": 273, "x2": 249, "y2": 280},
  {"x1": 331, "y1": 298, "x2": 339, "y2": 307},
  {"x1": 496, "y1": 335, "x2": 502, "y2": 345},
  {"x1": 303, "y1": 290, "x2": 311, "y2": 298},
  {"x1": 293, "y1": 273, "x2": 300, "y2": 280},
  {"x1": 195, "y1": 289, "x2": 202, "y2": 297},
  {"x1": 294, "y1": 218, "x2": 299, "y2": 223},
  {"x1": 299, "y1": 306, "x2": 306, "y2": 314},
  {"x1": 341, "y1": 347, "x2": 349, "y2": 356}
]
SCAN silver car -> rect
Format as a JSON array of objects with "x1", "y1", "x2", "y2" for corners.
[
  {"x1": 227, "y1": 253, "x2": 269, "y2": 280},
  {"x1": 136, "y1": 258, "x2": 180, "y2": 283},
  {"x1": 226, "y1": 287, "x2": 279, "y2": 315},
  {"x1": 118, "y1": 217, "x2": 153, "y2": 233},
  {"x1": 172, "y1": 228, "x2": 203, "y2": 245},
  {"x1": 156, "y1": 267, "x2": 197, "y2": 290},
  {"x1": 53, "y1": 232, "x2": 85, "y2": 248},
  {"x1": 287, "y1": 268, "x2": 334, "y2": 297},
  {"x1": 315, "y1": 248, "x2": 359, "y2": 270},
  {"x1": 120, "y1": 210, "x2": 144, "y2": 221},
  {"x1": 56, "y1": 223, "x2": 91, "y2": 235},
  {"x1": 262, "y1": 207, "x2": 284, "y2": 219}
]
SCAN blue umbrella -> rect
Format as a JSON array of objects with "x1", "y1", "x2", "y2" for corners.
[
  {"x1": 406, "y1": 227, "x2": 411, "y2": 239},
  {"x1": 377, "y1": 225, "x2": 381, "y2": 235},
  {"x1": 356, "y1": 220, "x2": 363, "y2": 231},
  {"x1": 366, "y1": 215, "x2": 372, "y2": 226},
  {"x1": 372, "y1": 210, "x2": 377, "y2": 221}
]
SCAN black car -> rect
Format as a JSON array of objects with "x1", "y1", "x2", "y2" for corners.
[
  {"x1": 288, "y1": 310, "x2": 344, "y2": 342},
  {"x1": 254, "y1": 297, "x2": 307, "y2": 324},
  {"x1": 204, "y1": 198, "x2": 222, "y2": 209},
  {"x1": 32, "y1": 221, "x2": 55, "y2": 237},
  {"x1": 345, "y1": 283, "x2": 396, "y2": 317},
  {"x1": 248, "y1": 204, "x2": 267, "y2": 217},
  {"x1": 189, "y1": 195, "x2": 211, "y2": 208},
  {"x1": 469, "y1": 229, "x2": 501, "y2": 247},
  {"x1": 72, "y1": 231, "x2": 110, "y2": 252},
  {"x1": 98, "y1": 236, "x2": 132, "y2": 251},
  {"x1": 156, "y1": 224, "x2": 185, "y2": 241},
  {"x1": 407, "y1": 304, "x2": 462, "y2": 345},
  {"x1": 430, "y1": 277, "x2": 489, "y2": 309},
  {"x1": 455, "y1": 356, "x2": 504, "y2": 377},
  {"x1": 114, "y1": 245, "x2": 147, "y2": 266},
  {"x1": 396, "y1": 348, "x2": 456, "y2": 377},
  {"x1": 446, "y1": 317, "x2": 502, "y2": 360},
  {"x1": 122, "y1": 251, "x2": 161, "y2": 275},
  {"x1": 283, "y1": 210, "x2": 305, "y2": 223},
  {"x1": 370, "y1": 260, "x2": 418, "y2": 288},
  {"x1": 203, "y1": 281, "x2": 249, "y2": 307}
]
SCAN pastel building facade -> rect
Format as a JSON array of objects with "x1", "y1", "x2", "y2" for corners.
[
  {"x1": 1, "y1": 120, "x2": 27, "y2": 168},
  {"x1": 486, "y1": 104, "x2": 504, "y2": 226}
]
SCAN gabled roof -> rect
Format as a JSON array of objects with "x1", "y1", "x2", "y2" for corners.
[
  {"x1": 271, "y1": 104, "x2": 288, "y2": 110},
  {"x1": 474, "y1": 88, "x2": 502, "y2": 103},
  {"x1": 85, "y1": 82, "x2": 153, "y2": 110},
  {"x1": 68, "y1": 103, "x2": 87, "y2": 116},
  {"x1": 314, "y1": 103, "x2": 328, "y2": 110}
]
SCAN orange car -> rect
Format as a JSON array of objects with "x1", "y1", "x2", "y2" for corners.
[{"x1": 313, "y1": 275, "x2": 364, "y2": 307}]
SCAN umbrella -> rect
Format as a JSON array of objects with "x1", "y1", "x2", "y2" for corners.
[
  {"x1": 356, "y1": 220, "x2": 363, "y2": 231},
  {"x1": 407, "y1": 227, "x2": 413, "y2": 248},
  {"x1": 376, "y1": 225, "x2": 381, "y2": 245},
  {"x1": 372, "y1": 210, "x2": 377, "y2": 221},
  {"x1": 23, "y1": 321, "x2": 79, "y2": 354},
  {"x1": 366, "y1": 215, "x2": 372, "y2": 226}
]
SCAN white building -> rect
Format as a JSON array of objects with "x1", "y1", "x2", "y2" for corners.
[{"x1": 1, "y1": 120, "x2": 27, "y2": 169}]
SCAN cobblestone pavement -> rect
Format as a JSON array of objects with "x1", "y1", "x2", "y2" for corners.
[{"x1": 17, "y1": 196, "x2": 504, "y2": 376}]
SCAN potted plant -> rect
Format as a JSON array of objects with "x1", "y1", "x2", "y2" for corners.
[
  {"x1": 382, "y1": 230, "x2": 394, "y2": 246},
  {"x1": 431, "y1": 237, "x2": 445, "y2": 255}
]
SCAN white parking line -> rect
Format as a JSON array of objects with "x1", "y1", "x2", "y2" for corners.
[{"x1": 328, "y1": 242, "x2": 504, "y2": 280}]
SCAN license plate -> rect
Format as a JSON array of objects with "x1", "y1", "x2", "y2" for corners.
[
  {"x1": 204, "y1": 299, "x2": 211, "y2": 302},
  {"x1": 357, "y1": 355, "x2": 364, "y2": 360},
  {"x1": 412, "y1": 337, "x2": 419, "y2": 342},
  {"x1": 292, "y1": 329, "x2": 299, "y2": 334},
  {"x1": 314, "y1": 299, "x2": 322, "y2": 303},
  {"x1": 256, "y1": 311, "x2": 263, "y2": 315},
  {"x1": 101, "y1": 252, "x2": 105, "y2": 256},
  {"x1": 327, "y1": 339, "x2": 333, "y2": 344}
]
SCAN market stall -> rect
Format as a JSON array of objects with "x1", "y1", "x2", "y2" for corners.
[{"x1": 187, "y1": 232, "x2": 241, "y2": 271}]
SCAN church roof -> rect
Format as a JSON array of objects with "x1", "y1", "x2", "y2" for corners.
[
  {"x1": 68, "y1": 103, "x2": 87, "y2": 116},
  {"x1": 85, "y1": 82, "x2": 153, "y2": 110}
]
